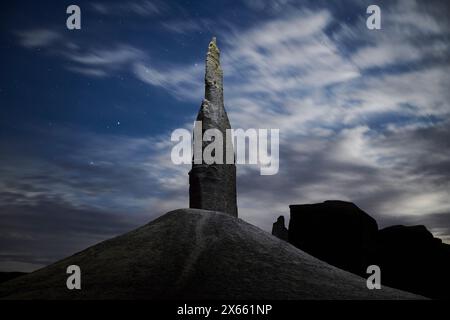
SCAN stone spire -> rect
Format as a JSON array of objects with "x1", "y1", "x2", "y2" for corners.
[{"x1": 188, "y1": 37, "x2": 238, "y2": 217}]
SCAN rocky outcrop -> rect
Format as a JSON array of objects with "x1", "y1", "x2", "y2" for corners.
[
  {"x1": 375, "y1": 225, "x2": 450, "y2": 299},
  {"x1": 0, "y1": 209, "x2": 421, "y2": 300},
  {"x1": 189, "y1": 38, "x2": 237, "y2": 217},
  {"x1": 271, "y1": 215, "x2": 288, "y2": 241},
  {"x1": 288, "y1": 200, "x2": 378, "y2": 276},
  {"x1": 287, "y1": 200, "x2": 450, "y2": 299}
]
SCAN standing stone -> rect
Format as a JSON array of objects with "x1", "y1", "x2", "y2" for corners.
[
  {"x1": 189, "y1": 37, "x2": 238, "y2": 217},
  {"x1": 272, "y1": 216, "x2": 288, "y2": 241}
]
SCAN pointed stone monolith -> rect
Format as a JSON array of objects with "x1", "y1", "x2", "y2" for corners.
[{"x1": 188, "y1": 37, "x2": 238, "y2": 217}]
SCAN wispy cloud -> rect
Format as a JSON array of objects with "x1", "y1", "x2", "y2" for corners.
[
  {"x1": 243, "y1": 0, "x2": 297, "y2": 13},
  {"x1": 16, "y1": 29, "x2": 60, "y2": 48},
  {"x1": 65, "y1": 66, "x2": 108, "y2": 77},
  {"x1": 0, "y1": 125, "x2": 187, "y2": 214},
  {"x1": 340, "y1": 0, "x2": 450, "y2": 70},
  {"x1": 133, "y1": 62, "x2": 203, "y2": 100},
  {"x1": 14, "y1": 26, "x2": 201, "y2": 91},
  {"x1": 0, "y1": 192, "x2": 146, "y2": 272},
  {"x1": 91, "y1": 1, "x2": 165, "y2": 17},
  {"x1": 161, "y1": 19, "x2": 211, "y2": 34},
  {"x1": 15, "y1": 28, "x2": 149, "y2": 78},
  {"x1": 62, "y1": 45, "x2": 146, "y2": 76},
  {"x1": 66, "y1": 45, "x2": 144, "y2": 66}
]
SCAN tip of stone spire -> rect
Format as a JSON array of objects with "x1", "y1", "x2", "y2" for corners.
[
  {"x1": 208, "y1": 37, "x2": 220, "y2": 57},
  {"x1": 204, "y1": 36, "x2": 223, "y2": 106}
]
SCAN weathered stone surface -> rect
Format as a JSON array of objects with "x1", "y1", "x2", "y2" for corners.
[
  {"x1": 272, "y1": 215, "x2": 288, "y2": 241},
  {"x1": 0, "y1": 209, "x2": 422, "y2": 299},
  {"x1": 189, "y1": 38, "x2": 237, "y2": 217},
  {"x1": 375, "y1": 225, "x2": 450, "y2": 299},
  {"x1": 288, "y1": 200, "x2": 378, "y2": 276}
]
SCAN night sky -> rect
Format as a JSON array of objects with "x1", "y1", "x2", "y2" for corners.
[{"x1": 1, "y1": 0, "x2": 450, "y2": 272}]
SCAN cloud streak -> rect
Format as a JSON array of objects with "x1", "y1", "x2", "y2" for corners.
[{"x1": 91, "y1": 1, "x2": 165, "y2": 17}]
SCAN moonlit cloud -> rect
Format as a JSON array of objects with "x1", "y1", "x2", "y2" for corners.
[
  {"x1": 133, "y1": 62, "x2": 203, "y2": 101},
  {"x1": 16, "y1": 29, "x2": 60, "y2": 48},
  {"x1": 91, "y1": 1, "x2": 165, "y2": 17},
  {"x1": 161, "y1": 19, "x2": 212, "y2": 34},
  {"x1": 66, "y1": 45, "x2": 145, "y2": 67}
]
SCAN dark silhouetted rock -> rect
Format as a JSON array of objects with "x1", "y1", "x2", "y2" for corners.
[
  {"x1": 376, "y1": 225, "x2": 450, "y2": 299},
  {"x1": 287, "y1": 199, "x2": 450, "y2": 299},
  {"x1": 288, "y1": 200, "x2": 378, "y2": 276},
  {"x1": 0, "y1": 209, "x2": 422, "y2": 300},
  {"x1": 189, "y1": 38, "x2": 237, "y2": 217},
  {"x1": 272, "y1": 215, "x2": 288, "y2": 241}
]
